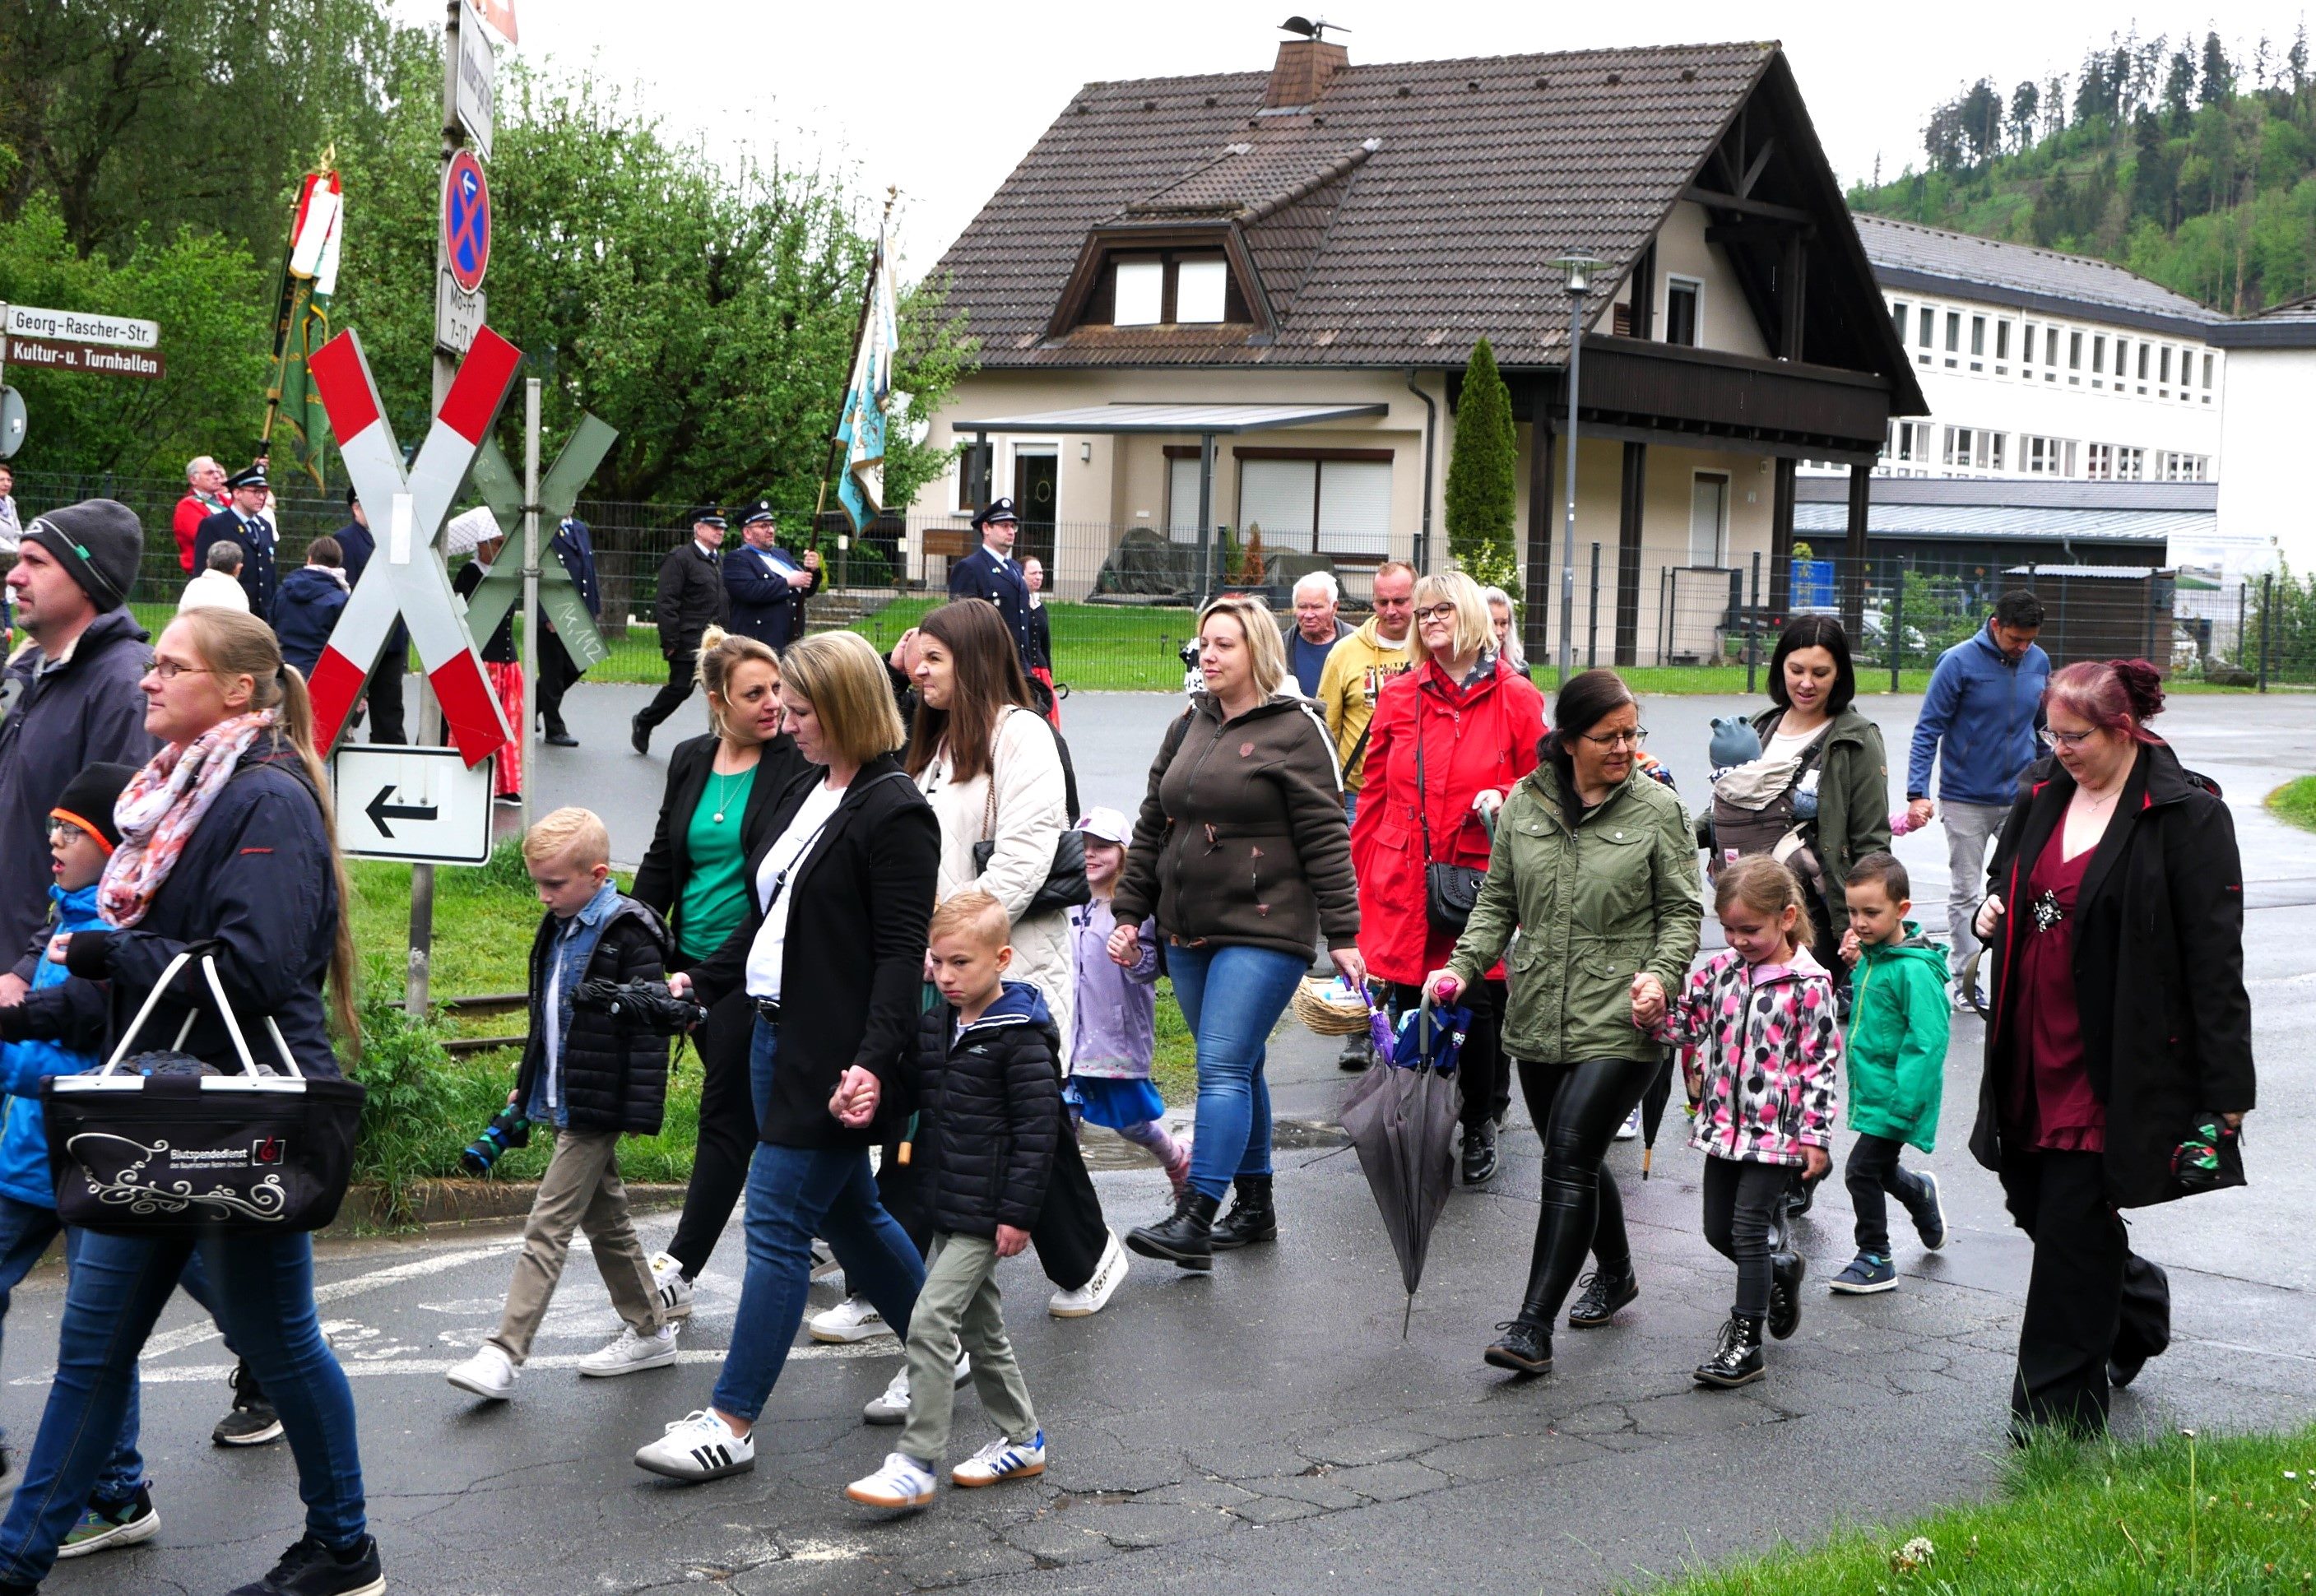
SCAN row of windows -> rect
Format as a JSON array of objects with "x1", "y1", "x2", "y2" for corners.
[
  {"x1": 1889, "y1": 299, "x2": 2217, "y2": 406},
  {"x1": 1884, "y1": 421, "x2": 2209, "y2": 480}
]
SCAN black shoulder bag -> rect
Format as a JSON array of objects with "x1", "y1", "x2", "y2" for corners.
[
  {"x1": 1416, "y1": 704, "x2": 1487, "y2": 934},
  {"x1": 969, "y1": 709, "x2": 1089, "y2": 916}
]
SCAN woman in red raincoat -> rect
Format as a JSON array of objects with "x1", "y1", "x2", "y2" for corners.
[{"x1": 1352, "y1": 570, "x2": 1546, "y2": 1184}]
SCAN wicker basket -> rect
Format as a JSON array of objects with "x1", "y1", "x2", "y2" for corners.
[{"x1": 1291, "y1": 976, "x2": 1373, "y2": 1037}]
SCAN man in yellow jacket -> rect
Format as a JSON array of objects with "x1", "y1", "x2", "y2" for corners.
[{"x1": 1313, "y1": 560, "x2": 1416, "y2": 824}]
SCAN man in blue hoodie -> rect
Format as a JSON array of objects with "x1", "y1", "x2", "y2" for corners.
[{"x1": 1905, "y1": 589, "x2": 2050, "y2": 1008}]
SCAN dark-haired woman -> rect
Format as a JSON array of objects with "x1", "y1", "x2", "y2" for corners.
[
  {"x1": 0, "y1": 608, "x2": 381, "y2": 1594},
  {"x1": 1970, "y1": 659, "x2": 2252, "y2": 1439},
  {"x1": 1749, "y1": 615, "x2": 1891, "y2": 977},
  {"x1": 633, "y1": 627, "x2": 807, "y2": 1315},
  {"x1": 1427, "y1": 668, "x2": 1701, "y2": 1377}
]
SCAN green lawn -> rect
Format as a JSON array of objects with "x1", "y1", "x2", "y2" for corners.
[
  {"x1": 1641, "y1": 1426, "x2": 2316, "y2": 1594},
  {"x1": 2268, "y1": 776, "x2": 2316, "y2": 833}
]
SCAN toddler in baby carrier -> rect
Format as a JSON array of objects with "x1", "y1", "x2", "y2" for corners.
[{"x1": 1700, "y1": 717, "x2": 1828, "y2": 906}]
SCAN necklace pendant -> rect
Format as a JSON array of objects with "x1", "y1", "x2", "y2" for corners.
[{"x1": 713, "y1": 811, "x2": 726, "y2": 824}]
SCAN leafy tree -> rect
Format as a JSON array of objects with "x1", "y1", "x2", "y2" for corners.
[
  {"x1": 1961, "y1": 81, "x2": 2007, "y2": 166},
  {"x1": 1443, "y1": 336, "x2": 1515, "y2": 588}
]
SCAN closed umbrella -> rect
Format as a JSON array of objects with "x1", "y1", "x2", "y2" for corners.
[
  {"x1": 1340, "y1": 1000, "x2": 1469, "y2": 1337},
  {"x1": 1638, "y1": 1049, "x2": 1676, "y2": 1179}
]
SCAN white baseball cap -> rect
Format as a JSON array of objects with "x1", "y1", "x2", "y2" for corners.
[{"x1": 1076, "y1": 806, "x2": 1132, "y2": 847}]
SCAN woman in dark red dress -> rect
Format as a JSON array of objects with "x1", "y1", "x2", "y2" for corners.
[{"x1": 1970, "y1": 659, "x2": 2255, "y2": 1438}]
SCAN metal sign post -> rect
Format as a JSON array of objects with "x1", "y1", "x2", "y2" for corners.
[{"x1": 520, "y1": 378, "x2": 541, "y2": 838}]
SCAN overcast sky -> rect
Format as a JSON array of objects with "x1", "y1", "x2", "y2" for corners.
[{"x1": 410, "y1": 1, "x2": 2316, "y2": 277}]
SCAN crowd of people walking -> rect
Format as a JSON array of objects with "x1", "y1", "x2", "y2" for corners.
[{"x1": 0, "y1": 487, "x2": 2263, "y2": 1589}]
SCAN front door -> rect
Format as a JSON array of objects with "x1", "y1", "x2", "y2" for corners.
[{"x1": 1012, "y1": 449, "x2": 1058, "y2": 574}]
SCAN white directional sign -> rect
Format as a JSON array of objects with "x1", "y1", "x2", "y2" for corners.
[
  {"x1": 455, "y1": 13, "x2": 495, "y2": 160},
  {"x1": 2, "y1": 304, "x2": 160, "y2": 350},
  {"x1": 332, "y1": 745, "x2": 496, "y2": 865}
]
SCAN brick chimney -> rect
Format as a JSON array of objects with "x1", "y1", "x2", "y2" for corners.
[{"x1": 1265, "y1": 37, "x2": 1348, "y2": 109}]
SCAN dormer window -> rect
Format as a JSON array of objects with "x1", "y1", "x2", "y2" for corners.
[{"x1": 1085, "y1": 248, "x2": 1250, "y2": 327}]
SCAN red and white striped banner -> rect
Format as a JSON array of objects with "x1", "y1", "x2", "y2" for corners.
[{"x1": 307, "y1": 326, "x2": 522, "y2": 764}]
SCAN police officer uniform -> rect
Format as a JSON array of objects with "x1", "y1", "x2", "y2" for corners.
[
  {"x1": 631, "y1": 506, "x2": 731, "y2": 754},
  {"x1": 722, "y1": 499, "x2": 821, "y2": 652},
  {"x1": 946, "y1": 497, "x2": 1036, "y2": 672},
  {"x1": 192, "y1": 465, "x2": 281, "y2": 615}
]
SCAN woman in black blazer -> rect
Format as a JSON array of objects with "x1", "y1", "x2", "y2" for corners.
[
  {"x1": 636, "y1": 630, "x2": 939, "y2": 1484},
  {"x1": 632, "y1": 628, "x2": 808, "y2": 1306}
]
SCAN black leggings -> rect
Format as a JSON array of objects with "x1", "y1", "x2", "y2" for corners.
[
  {"x1": 666, "y1": 988, "x2": 757, "y2": 1279},
  {"x1": 1702, "y1": 1157, "x2": 1790, "y2": 1319},
  {"x1": 1391, "y1": 980, "x2": 1512, "y2": 1133},
  {"x1": 1511, "y1": 1055, "x2": 1659, "y2": 1324}
]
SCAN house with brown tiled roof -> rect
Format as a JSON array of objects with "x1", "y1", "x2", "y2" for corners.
[{"x1": 908, "y1": 27, "x2": 1928, "y2": 665}]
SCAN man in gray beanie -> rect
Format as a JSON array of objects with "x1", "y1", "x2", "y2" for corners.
[{"x1": 0, "y1": 499, "x2": 158, "y2": 1004}]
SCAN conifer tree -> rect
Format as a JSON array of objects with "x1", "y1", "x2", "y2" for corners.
[{"x1": 1444, "y1": 336, "x2": 1517, "y2": 587}]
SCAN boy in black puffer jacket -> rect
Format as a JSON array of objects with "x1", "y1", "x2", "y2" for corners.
[
  {"x1": 845, "y1": 891, "x2": 1057, "y2": 1511},
  {"x1": 446, "y1": 808, "x2": 681, "y2": 1403}
]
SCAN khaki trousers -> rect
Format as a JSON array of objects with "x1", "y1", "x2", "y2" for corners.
[
  {"x1": 489, "y1": 1128, "x2": 662, "y2": 1363},
  {"x1": 897, "y1": 1232, "x2": 1037, "y2": 1465}
]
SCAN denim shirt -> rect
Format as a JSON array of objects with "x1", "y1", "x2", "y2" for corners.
[{"x1": 529, "y1": 880, "x2": 622, "y2": 1129}]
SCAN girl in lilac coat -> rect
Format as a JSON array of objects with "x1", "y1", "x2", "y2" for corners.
[{"x1": 1655, "y1": 856, "x2": 1842, "y2": 1390}]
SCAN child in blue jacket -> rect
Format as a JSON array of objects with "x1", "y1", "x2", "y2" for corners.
[{"x1": 0, "y1": 763, "x2": 165, "y2": 1558}]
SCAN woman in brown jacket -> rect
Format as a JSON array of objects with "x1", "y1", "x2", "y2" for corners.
[{"x1": 1110, "y1": 596, "x2": 1363, "y2": 1271}]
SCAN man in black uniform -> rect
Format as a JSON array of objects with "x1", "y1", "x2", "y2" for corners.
[
  {"x1": 722, "y1": 499, "x2": 821, "y2": 652},
  {"x1": 630, "y1": 505, "x2": 731, "y2": 754},
  {"x1": 536, "y1": 515, "x2": 601, "y2": 746},
  {"x1": 332, "y1": 487, "x2": 408, "y2": 744},
  {"x1": 945, "y1": 496, "x2": 1036, "y2": 675},
  {"x1": 192, "y1": 465, "x2": 281, "y2": 615}
]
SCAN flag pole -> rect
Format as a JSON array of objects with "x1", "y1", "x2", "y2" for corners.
[{"x1": 815, "y1": 187, "x2": 896, "y2": 556}]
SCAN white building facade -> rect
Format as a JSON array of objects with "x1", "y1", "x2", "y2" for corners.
[{"x1": 2210, "y1": 300, "x2": 2316, "y2": 574}]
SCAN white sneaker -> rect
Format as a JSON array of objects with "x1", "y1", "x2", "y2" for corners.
[
  {"x1": 843, "y1": 1450, "x2": 936, "y2": 1510},
  {"x1": 648, "y1": 1251, "x2": 694, "y2": 1320},
  {"x1": 634, "y1": 1408, "x2": 754, "y2": 1482},
  {"x1": 445, "y1": 1343, "x2": 517, "y2": 1400},
  {"x1": 809, "y1": 1294, "x2": 894, "y2": 1344},
  {"x1": 1049, "y1": 1230, "x2": 1130, "y2": 1318},
  {"x1": 951, "y1": 1428, "x2": 1047, "y2": 1488},
  {"x1": 1615, "y1": 1107, "x2": 1641, "y2": 1141},
  {"x1": 862, "y1": 1352, "x2": 972, "y2": 1425},
  {"x1": 578, "y1": 1324, "x2": 679, "y2": 1378}
]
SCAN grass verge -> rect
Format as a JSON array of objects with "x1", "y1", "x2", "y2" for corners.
[
  {"x1": 1636, "y1": 1425, "x2": 2316, "y2": 1595},
  {"x1": 2269, "y1": 776, "x2": 2316, "y2": 833}
]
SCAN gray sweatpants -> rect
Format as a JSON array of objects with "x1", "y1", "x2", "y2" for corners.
[{"x1": 1942, "y1": 800, "x2": 2008, "y2": 985}]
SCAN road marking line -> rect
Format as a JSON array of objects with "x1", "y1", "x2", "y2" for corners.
[
  {"x1": 142, "y1": 1237, "x2": 534, "y2": 1359},
  {"x1": 87, "y1": 1343, "x2": 893, "y2": 1385}
]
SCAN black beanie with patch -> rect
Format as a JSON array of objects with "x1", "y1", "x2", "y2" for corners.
[{"x1": 26, "y1": 499, "x2": 143, "y2": 612}]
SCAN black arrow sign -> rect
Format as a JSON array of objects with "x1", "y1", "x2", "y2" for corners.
[{"x1": 366, "y1": 785, "x2": 439, "y2": 839}]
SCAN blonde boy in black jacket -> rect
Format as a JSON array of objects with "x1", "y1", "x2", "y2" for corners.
[
  {"x1": 447, "y1": 808, "x2": 679, "y2": 1402},
  {"x1": 846, "y1": 891, "x2": 1056, "y2": 1510}
]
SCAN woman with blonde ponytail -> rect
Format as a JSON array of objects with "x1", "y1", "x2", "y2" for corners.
[{"x1": 0, "y1": 607, "x2": 384, "y2": 1594}]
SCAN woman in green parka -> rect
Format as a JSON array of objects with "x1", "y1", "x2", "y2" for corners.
[{"x1": 1427, "y1": 670, "x2": 1702, "y2": 1379}]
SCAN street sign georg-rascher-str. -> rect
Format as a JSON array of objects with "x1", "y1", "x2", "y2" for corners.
[{"x1": 332, "y1": 745, "x2": 496, "y2": 865}]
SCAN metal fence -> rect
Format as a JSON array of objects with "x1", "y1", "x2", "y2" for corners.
[{"x1": 7, "y1": 470, "x2": 2307, "y2": 691}]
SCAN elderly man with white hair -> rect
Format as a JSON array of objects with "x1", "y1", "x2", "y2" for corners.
[
  {"x1": 1278, "y1": 568, "x2": 1353, "y2": 697},
  {"x1": 171, "y1": 454, "x2": 228, "y2": 573}
]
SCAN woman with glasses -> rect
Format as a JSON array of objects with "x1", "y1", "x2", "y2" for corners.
[
  {"x1": 1969, "y1": 660, "x2": 2251, "y2": 1439},
  {"x1": 1351, "y1": 573, "x2": 1544, "y2": 1184},
  {"x1": 1424, "y1": 668, "x2": 1701, "y2": 1377}
]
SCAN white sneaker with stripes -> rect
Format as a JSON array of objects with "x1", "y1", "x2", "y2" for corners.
[
  {"x1": 647, "y1": 1252, "x2": 694, "y2": 1320},
  {"x1": 844, "y1": 1451, "x2": 937, "y2": 1510},
  {"x1": 634, "y1": 1409, "x2": 754, "y2": 1482},
  {"x1": 951, "y1": 1429, "x2": 1047, "y2": 1487}
]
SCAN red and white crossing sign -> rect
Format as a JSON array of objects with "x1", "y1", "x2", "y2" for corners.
[{"x1": 306, "y1": 326, "x2": 522, "y2": 763}]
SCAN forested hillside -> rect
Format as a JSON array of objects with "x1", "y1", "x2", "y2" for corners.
[{"x1": 1848, "y1": 29, "x2": 2316, "y2": 314}]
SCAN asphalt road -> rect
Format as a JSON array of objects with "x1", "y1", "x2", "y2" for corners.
[{"x1": 54, "y1": 685, "x2": 2310, "y2": 1594}]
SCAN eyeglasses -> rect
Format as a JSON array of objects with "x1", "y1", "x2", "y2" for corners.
[
  {"x1": 1580, "y1": 726, "x2": 1649, "y2": 749},
  {"x1": 1413, "y1": 602, "x2": 1459, "y2": 624},
  {"x1": 2038, "y1": 726, "x2": 2095, "y2": 749},
  {"x1": 146, "y1": 659, "x2": 213, "y2": 681}
]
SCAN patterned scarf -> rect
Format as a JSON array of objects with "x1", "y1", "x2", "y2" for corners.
[{"x1": 99, "y1": 709, "x2": 277, "y2": 928}]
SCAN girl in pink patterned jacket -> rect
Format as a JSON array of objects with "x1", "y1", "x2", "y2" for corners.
[{"x1": 1653, "y1": 856, "x2": 1842, "y2": 1390}]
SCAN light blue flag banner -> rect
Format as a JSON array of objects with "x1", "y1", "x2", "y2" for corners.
[{"x1": 833, "y1": 226, "x2": 899, "y2": 535}]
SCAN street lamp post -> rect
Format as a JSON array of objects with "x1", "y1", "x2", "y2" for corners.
[{"x1": 1553, "y1": 253, "x2": 1605, "y2": 690}]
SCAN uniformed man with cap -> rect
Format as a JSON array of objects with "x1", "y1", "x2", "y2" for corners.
[
  {"x1": 946, "y1": 496, "x2": 1037, "y2": 675},
  {"x1": 722, "y1": 499, "x2": 822, "y2": 652},
  {"x1": 631, "y1": 504, "x2": 732, "y2": 754},
  {"x1": 191, "y1": 464, "x2": 281, "y2": 615}
]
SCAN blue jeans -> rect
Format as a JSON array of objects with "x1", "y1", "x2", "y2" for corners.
[
  {"x1": 710, "y1": 1019, "x2": 925, "y2": 1424},
  {"x1": 0, "y1": 1197, "x2": 142, "y2": 1506},
  {"x1": 0, "y1": 1229, "x2": 364, "y2": 1585},
  {"x1": 1166, "y1": 942, "x2": 1309, "y2": 1200}
]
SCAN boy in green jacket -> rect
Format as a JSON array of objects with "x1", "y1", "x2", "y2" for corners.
[{"x1": 1831, "y1": 851, "x2": 1950, "y2": 1293}]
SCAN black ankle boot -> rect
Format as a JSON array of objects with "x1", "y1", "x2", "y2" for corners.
[
  {"x1": 1460, "y1": 1121, "x2": 1500, "y2": 1185},
  {"x1": 1483, "y1": 1318, "x2": 1553, "y2": 1376},
  {"x1": 1767, "y1": 1250, "x2": 1807, "y2": 1340},
  {"x1": 1693, "y1": 1313, "x2": 1766, "y2": 1388},
  {"x1": 1566, "y1": 1265, "x2": 1639, "y2": 1329},
  {"x1": 1126, "y1": 1190, "x2": 1219, "y2": 1271},
  {"x1": 1211, "y1": 1176, "x2": 1276, "y2": 1250}
]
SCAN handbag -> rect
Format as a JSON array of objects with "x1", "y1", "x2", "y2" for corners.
[
  {"x1": 1415, "y1": 704, "x2": 1487, "y2": 934},
  {"x1": 41, "y1": 949, "x2": 365, "y2": 1236},
  {"x1": 968, "y1": 711, "x2": 1090, "y2": 916}
]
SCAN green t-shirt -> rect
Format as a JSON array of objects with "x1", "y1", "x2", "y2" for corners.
[{"x1": 676, "y1": 763, "x2": 759, "y2": 962}]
